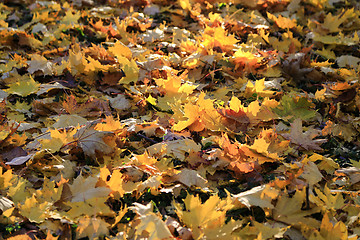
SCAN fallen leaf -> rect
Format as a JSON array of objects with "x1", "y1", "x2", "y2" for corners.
[{"x1": 73, "y1": 124, "x2": 115, "y2": 159}]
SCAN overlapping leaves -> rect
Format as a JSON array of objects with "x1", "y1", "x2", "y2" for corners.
[{"x1": 0, "y1": 0, "x2": 360, "y2": 239}]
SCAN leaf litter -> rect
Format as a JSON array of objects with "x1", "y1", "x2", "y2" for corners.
[{"x1": 0, "y1": 0, "x2": 360, "y2": 239}]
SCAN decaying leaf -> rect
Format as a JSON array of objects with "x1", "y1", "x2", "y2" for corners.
[
  {"x1": 282, "y1": 119, "x2": 327, "y2": 151},
  {"x1": 73, "y1": 124, "x2": 115, "y2": 159},
  {"x1": 0, "y1": 1, "x2": 359, "y2": 239}
]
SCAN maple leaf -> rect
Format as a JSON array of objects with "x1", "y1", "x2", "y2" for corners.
[
  {"x1": 322, "y1": 8, "x2": 355, "y2": 33},
  {"x1": 73, "y1": 124, "x2": 115, "y2": 159},
  {"x1": 244, "y1": 78, "x2": 276, "y2": 98},
  {"x1": 232, "y1": 184, "x2": 279, "y2": 209},
  {"x1": 174, "y1": 168, "x2": 207, "y2": 188},
  {"x1": 281, "y1": 119, "x2": 327, "y2": 151},
  {"x1": 311, "y1": 185, "x2": 346, "y2": 211},
  {"x1": 39, "y1": 129, "x2": 74, "y2": 153},
  {"x1": 174, "y1": 193, "x2": 233, "y2": 239},
  {"x1": 267, "y1": 13, "x2": 297, "y2": 29},
  {"x1": 232, "y1": 48, "x2": 262, "y2": 72},
  {"x1": 172, "y1": 92, "x2": 222, "y2": 132},
  {"x1": 65, "y1": 197, "x2": 113, "y2": 219},
  {"x1": 308, "y1": 212, "x2": 349, "y2": 240},
  {"x1": 35, "y1": 178, "x2": 63, "y2": 204},
  {"x1": 99, "y1": 167, "x2": 125, "y2": 199},
  {"x1": 308, "y1": 153, "x2": 339, "y2": 174},
  {"x1": 0, "y1": 168, "x2": 14, "y2": 190},
  {"x1": 212, "y1": 134, "x2": 255, "y2": 174},
  {"x1": 155, "y1": 69, "x2": 197, "y2": 111},
  {"x1": 201, "y1": 26, "x2": 238, "y2": 53},
  {"x1": 241, "y1": 137, "x2": 281, "y2": 164},
  {"x1": 218, "y1": 107, "x2": 250, "y2": 133},
  {"x1": 336, "y1": 55, "x2": 360, "y2": 68},
  {"x1": 312, "y1": 31, "x2": 359, "y2": 46},
  {"x1": 27, "y1": 54, "x2": 54, "y2": 75},
  {"x1": 273, "y1": 93, "x2": 317, "y2": 121},
  {"x1": 235, "y1": 220, "x2": 287, "y2": 240},
  {"x1": 298, "y1": 159, "x2": 323, "y2": 187},
  {"x1": 130, "y1": 202, "x2": 173, "y2": 240},
  {"x1": 273, "y1": 188, "x2": 321, "y2": 227},
  {"x1": 19, "y1": 195, "x2": 49, "y2": 223},
  {"x1": 147, "y1": 138, "x2": 201, "y2": 161},
  {"x1": 69, "y1": 175, "x2": 111, "y2": 202},
  {"x1": 5, "y1": 74, "x2": 40, "y2": 97},
  {"x1": 52, "y1": 114, "x2": 88, "y2": 129},
  {"x1": 76, "y1": 216, "x2": 109, "y2": 239},
  {"x1": 108, "y1": 40, "x2": 132, "y2": 59},
  {"x1": 118, "y1": 57, "x2": 139, "y2": 84},
  {"x1": 7, "y1": 176, "x2": 31, "y2": 204}
]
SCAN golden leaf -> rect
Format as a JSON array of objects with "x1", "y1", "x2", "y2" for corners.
[
  {"x1": 19, "y1": 195, "x2": 48, "y2": 223},
  {"x1": 76, "y1": 216, "x2": 109, "y2": 239},
  {"x1": 5, "y1": 75, "x2": 40, "y2": 97}
]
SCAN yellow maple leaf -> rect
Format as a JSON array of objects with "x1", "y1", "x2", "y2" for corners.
[
  {"x1": 84, "y1": 56, "x2": 110, "y2": 73},
  {"x1": 61, "y1": 9, "x2": 81, "y2": 26},
  {"x1": 232, "y1": 48, "x2": 262, "y2": 72},
  {"x1": 242, "y1": 137, "x2": 281, "y2": 164},
  {"x1": 65, "y1": 197, "x2": 113, "y2": 219},
  {"x1": 308, "y1": 212, "x2": 348, "y2": 240},
  {"x1": 315, "y1": 88, "x2": 327, "y2": 101},
  {"x1": 316, "y1": 47, "x2": 336, "y2": 60},
  {"x1": 273, "y1": 188, "x2": 321, "y2": 227},
  {"x1": 19, "y1": 195, "x2": 48, "y2": 223},
  {"x1": 155, "y1": 69, "x2": 197, "y2": 111},
  {"x1": 118, "y1": 57, "x2": 139, "y2": 84},
  {"x1": 172, "y1": 92, "x2": 222, "y2": 132},
  {"x1": 147, "y1": 138, "x2": 201, "y2": 161},
  {"x1": 76, "y1": 216, "x2": 109, "y2": 239},
  {"x1": 132, "y1": 152, "x2": 157, "y2": 166},
  {"x1": 35, "y1": 178, "x2": 63, "y2": 204},
  {"x1": 8, "y1": 177, "x2": 31, "y2": 204},
  {"x1": 95, "y1": 115, "x2": 124, "y2": 132},
  {"x1": 174, "y1": 194, "x2": 233, "y2": 239},
  {"x1": 179, "y1": 0, "x2": 191, "y2": 10},
  {"x1": 313, "y1": 31, "x2": 359, "y2": 45},
  {"x1": 70, "y1": 175, "x2": 111, "y2": 202},
  {"x1": 202, "y1": 26, "x2": 238, "y2": 53},
  {"x1": 100, "y1": 167, "x2": 125, "y2": 199},
  {"x1": 0, "y1": 168, "x2": 13, "y2": 190},
  {"x1": 322, "y1": 8, "x2": 355, "y2": 33},
  {"x1": 131, "y1": 202, "x2": 173, "y2": 240},
  {"x1": 312, "y1": 185, "x2": 346, "y2": 211},
  {"x1": 39, "y1": 129, "x2": 74, "y2": 153},
  {"x1": 108, "y1": 40, "x2": 132, "y2": 59},
  {"x1": 5, "y1": 74, "x2": 40, "y2": 97},
  {"x1": 268, "y1": 30, "x2": 302, "y2": 52},
  {"x1": 67, "y1": 49, "x2": 87, "y2": 75},
  {"x1": 0, "y1": 128, "x2": 10, "y2": 141},
  {"x1": 267, "y1": 12, "x2": 297, "y2": 29},
  {"x1": 307, "y1": 153, "x2": 339, "y2": 174},
  {"x1": 173, "y1": 103, "x2": 201, "y2": 131},
  {"x1": 244, "y1": 78, "x2": 276, "y2": 98},
  {"x1": 232, "y1": 184, "x2": 279, "y2": 209},
  {"x1": 235, "y1": 220, "x2": 287, "y2": 240}
]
